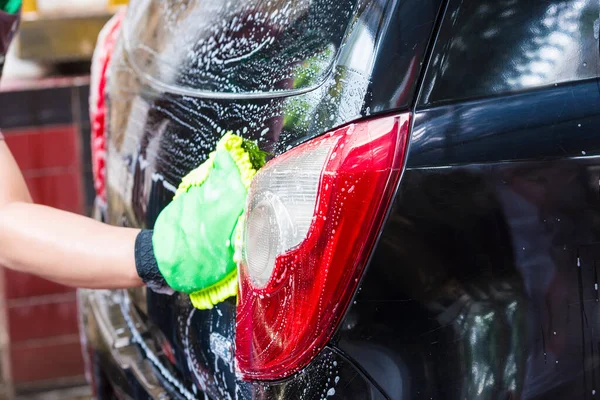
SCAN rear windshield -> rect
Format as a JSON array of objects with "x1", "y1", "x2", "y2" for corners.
[{"x1": 123, "y1": 0, "x2": 358, "y2": 96}]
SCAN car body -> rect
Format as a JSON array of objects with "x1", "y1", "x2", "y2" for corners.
[{"x1": 79, "y1": 0, "x2": 600, "y2": 398}]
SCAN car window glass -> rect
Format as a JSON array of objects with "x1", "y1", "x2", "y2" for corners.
[{"x1": 123, "y1": 0, "x2": 358, "y2": 96}]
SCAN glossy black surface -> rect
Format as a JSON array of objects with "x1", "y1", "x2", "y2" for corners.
[
  {"x1": 409, "y1": 79, "x2": 600, "y2": 167},
  {"x1": 246, "y1": 347, "x2": 387, "y2": 400},
  {"x1": 338, "y1": 155, "x2": 600, "y2": 399},
  {"x1": 336, "y1": 3, "x2": 600, "y2": 393},
  {"x1": 105, "y1": 0, "x2": 440, "y2": 224},
  {"x1": 335, "y1": 2, "x2": 600, "y2": 398},
  {"x1": 420, "y1": 0, "x2": 600, "y2": 106}
]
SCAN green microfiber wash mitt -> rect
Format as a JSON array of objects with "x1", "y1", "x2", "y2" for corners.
[{"x1": 149, "y1": 132, "x2": 266, "y2": 309}]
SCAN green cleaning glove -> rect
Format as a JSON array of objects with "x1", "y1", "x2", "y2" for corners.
[{"x1": 134, "y1": 132, "x2": 266, "y2": 309}]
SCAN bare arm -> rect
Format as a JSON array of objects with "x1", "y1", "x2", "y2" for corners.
[
  {"x1": 0, "y1": 140, "x2": 143, "y2": 289},
  {"x1": 0, "y1": 203, "x2": 142, "y2": 288},
  {"x1": 0, "y1": 140, "x2": 32, "y2": 206}
]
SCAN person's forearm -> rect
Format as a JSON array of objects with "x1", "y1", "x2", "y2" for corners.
[
  {"x1": 0, "y1": 140, "x2": 32, "y2": 206},
  {"x1": 0, "y1": 202, "x2": 143, "y2": 289},
  {"x1": 0, "y1": 11, "x2": 145, "y2": 291}
]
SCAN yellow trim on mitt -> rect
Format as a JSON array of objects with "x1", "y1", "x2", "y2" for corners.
[
  {"x1": 174, "y1": 131, "x2": 258, "y2": 200},
  {"x1": 173, "y1": 153, "x2": 215, "y2": 199},
  {"x1": 189, "y1": 269, "x2": 238, "y2": 310},
  {"x1": 216, "y1": 132, "x2": 259, "y2": 189}
]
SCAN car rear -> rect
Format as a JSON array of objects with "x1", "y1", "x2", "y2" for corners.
[
  {"x1": 79, "y1": 0, "x2": 442, "y2": 397},
  {"x1": 79, "y1": 0, "x2": 600, "y2": 398}
]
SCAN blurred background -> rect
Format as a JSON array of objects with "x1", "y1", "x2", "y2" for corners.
[{"x1": 0, "y1": 1, "x2": 127, "y2": 398}]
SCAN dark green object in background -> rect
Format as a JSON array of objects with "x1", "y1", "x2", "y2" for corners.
[{"x1": 0, "y1": 0, "x2": 21, "y2": 14}]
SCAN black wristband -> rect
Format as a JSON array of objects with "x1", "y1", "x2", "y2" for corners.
[{"x1": 134, "y1": 229, "x2": 174, "y2": 295}]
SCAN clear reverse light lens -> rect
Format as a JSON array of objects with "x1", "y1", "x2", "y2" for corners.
[{"x1": 243, "y1": 140, "x2": 335, "y2": 288}]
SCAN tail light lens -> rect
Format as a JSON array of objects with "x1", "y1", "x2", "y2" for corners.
[{"x1": 236, "y1": 113, "x2": 411, "y2": 380}]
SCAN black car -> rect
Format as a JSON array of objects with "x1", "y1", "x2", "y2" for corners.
[{"x1": 79, "y1": 0, "x2": 600, "y2": 398}]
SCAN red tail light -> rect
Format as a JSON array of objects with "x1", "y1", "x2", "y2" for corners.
[{"x1": 236, "y1": 113, "x2": 411, "y2": 380}]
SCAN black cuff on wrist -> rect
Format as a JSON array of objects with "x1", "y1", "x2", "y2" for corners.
[{"x1": 134, "y1": 229, "x2": 174, "y2": 295}]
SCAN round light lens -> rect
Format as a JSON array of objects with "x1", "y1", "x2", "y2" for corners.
[
  {"x1": 244, "y1": 192, "x2": 295, "y2": 288},
  {"x1": 242, "y1": 140, "x2": 335, "y2": 289}
]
